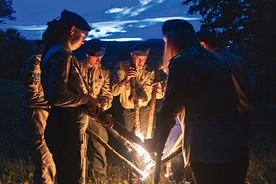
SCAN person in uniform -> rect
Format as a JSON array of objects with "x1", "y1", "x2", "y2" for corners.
[
  {"x1": 20, "y1": 40, "x2": 56, "y2": 184},
  {"x1": 145, "y1": 19, "x2": 249, "y2": 184},
  {"x1": 78, "y1": 38, "x2": 113, "y2": 183},
  {"x1": 41, "y1": 10, "x2": 113, "y2": 184},
  {"x1": 111, "y1": 42, "x2": 164, "y2": 184}
]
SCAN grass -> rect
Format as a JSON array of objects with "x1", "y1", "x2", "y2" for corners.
[{"x1": 0, "y1": 78, "x2": 275, "y2": 184}]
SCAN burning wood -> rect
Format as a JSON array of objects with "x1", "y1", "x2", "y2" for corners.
[{"x1": 86, "y1": 128, "x2": 145, "y2": 178}]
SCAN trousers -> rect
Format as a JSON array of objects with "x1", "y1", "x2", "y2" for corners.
[
  {"x1": 87, "y1": 119, "x2": 108, "y2": 182},
  {"x1": 45, "y1": 106, "x2": 88, "y2": 184},
  {"x1": 21, "y1": 107, "x2": 56, "y2": 184}
]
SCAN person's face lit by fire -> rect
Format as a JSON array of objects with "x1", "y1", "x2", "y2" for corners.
[
  {"x1": 69, "y1": 26, "x2": 88, "y2": 51},
  {"x1": 86, "y1": 55, "x2": 103, "y2": 68},
  {"x1": 131, "y1": 54, "x2": 148, "y2": 69}
]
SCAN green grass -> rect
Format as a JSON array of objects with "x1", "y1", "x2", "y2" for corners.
[{"x1": 0, "y1": 78, "x2": 275, "y2": 184}]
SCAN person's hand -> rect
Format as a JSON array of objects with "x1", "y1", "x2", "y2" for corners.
[
  {"x1": 152, "y1": 82, "x2": 163, "y2": 94},
  {"x1": 144, "y1": 115, "x2": 174, "y2": 154},
  {"x1": 144, "y1": 134, "x2": 167, "y2": 154},
  {"x1": 87, "y1": 97, "x2": 99, "y2": 113},
  {"x1": 94, "y1": 112, "x2": 114, "y2": 128},
  {"x1": 128, "y1": 95, "x2": 143, "y2": 107},
  {"x1": 87, "y1": 97, "x2": 114, "y2": 128},
  {"x1": 90, "y1": 109, "x2": 114, "y2": 128},
  {"x1": 128, "y1": 94, "x2": 134, "y2": 103},
  {"x1": 125, "y1": 67, "x2": 137, "y2": 82}
]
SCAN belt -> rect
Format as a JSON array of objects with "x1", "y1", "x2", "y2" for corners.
[
  {"x1": 124, "y1": 108, "x2": 135, "y2": 112},
  {"x1": 124, "y1": 106, "x2": 148, "y2": 112}
]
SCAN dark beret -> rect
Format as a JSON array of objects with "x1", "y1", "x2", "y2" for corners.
[
  {"x1": 61, "y1": 10, "x2": 91, "y2": 32},
  {"x1": 130, "y1": 43, "x2": 150, "y2": 56},
  {"x1": 85, "y1": 39, "x2": 106, "y2": 56},
  {"x1": 162, "y1": 19, "x2": 195, "y2": 35}
]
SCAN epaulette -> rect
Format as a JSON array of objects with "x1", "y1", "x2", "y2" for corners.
[{"x1": 145, "y1": 66, "x2": 153, "y2": 72}]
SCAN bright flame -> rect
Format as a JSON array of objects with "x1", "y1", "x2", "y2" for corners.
[
  {"x1": 140, "y1": 160, "x2": 155, "y2": 180},
  {"x1": 136, "y1": 132, "x2": 144, "y2": 141},
  {"x1": 132, "y1": 129, "x2": 159, "y2": 180}
]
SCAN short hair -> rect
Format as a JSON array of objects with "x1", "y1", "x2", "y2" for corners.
[{"x1": 196, "y1": 30, "x2": 217, "y2": 49}]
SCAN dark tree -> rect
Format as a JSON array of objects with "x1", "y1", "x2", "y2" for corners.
[
  {"x1": 182, "y1": 0, "x2": 276, "y2": 102},
  {"x1": 0, "y1": 28, "x2": 33, "y2": 80},
  {"x1": 182, "y1": 0, "x2": 274, "y2": 47},
  {"x1": 0, "y1": 0, "x2": 16, "y2": 24}
]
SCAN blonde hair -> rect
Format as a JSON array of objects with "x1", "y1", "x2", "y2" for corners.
[{"x1": 162, "y1": 26, "x2": 212, "y2": 73}]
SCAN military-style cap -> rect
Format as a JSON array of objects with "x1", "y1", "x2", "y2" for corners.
[
  {"x1": 85, "y1": 38, "x2": 106, "y2": 56},
  {"x1": 61, "y1": 10, "x2": 91, "y2": 32},
  {"x1": 130, "y1": 43, "x2": 150, "y2": 56},
  {"x1": 162, "y1": 19, "x2": 195, "y2": 35}
]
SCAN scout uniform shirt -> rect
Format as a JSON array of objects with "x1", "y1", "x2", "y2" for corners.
[
  {"x1": 112, "y1": 61, "x2": 164, "y2": 109},
  {"x1": 78, "y1": 60, "x2": 113, "y2": 110},
  {"x1": 20, "y1": 54, "x2": 49, "y2": 108}
]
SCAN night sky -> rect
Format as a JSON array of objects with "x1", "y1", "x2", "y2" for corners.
[{"x1": 3, "y1": 0, "x2": 201, "y2": 41}]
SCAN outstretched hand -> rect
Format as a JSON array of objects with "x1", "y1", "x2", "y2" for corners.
[
  {"x1": 87, "y1": 97, "x2": 114, "y2": 128},
  {"x1": 143, "y1": 135, "x2": 166, "y2": 154}
]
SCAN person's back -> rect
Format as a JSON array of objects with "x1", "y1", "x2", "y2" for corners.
[
  {"x1": 20, "y1": 42, "x2": 56, "y2": 183},
  {"x1": 145, "y1": 19, "x2": 249, "y2": 184},
  {"x1": 196, "y1": 30, "x2": 252, "y2": 134},
  {"x1": 175, "y1": 53, "x2": 248, "y2": 164},
  {"x1": 20, "y1": 54, "x2": 46, "y2": 107}
]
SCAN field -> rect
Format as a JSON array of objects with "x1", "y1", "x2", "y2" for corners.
[{"x1": 0, "y1": 78, "x2": 275, "y2": 184}]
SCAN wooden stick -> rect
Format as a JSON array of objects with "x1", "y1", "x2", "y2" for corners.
[
  {"x1": 106, "y1": 127, "x2": 142, "y2": 156},
  {"x1": 86, "y1": 128, "x2": 145, "y2": 178},
  {"x1": 129, "y1": 59, "x2": 141, "y2": 136},
  {"x1": 146, "y1": 66, "x2": 162, "y2": 139}
]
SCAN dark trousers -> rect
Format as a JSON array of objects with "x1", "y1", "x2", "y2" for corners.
[
  {"x1": 191, "y1": 155, "x2": 249, "y2": 184},
  {"x1": 86, "y1": 119, "x2": 108, "y2": 181},
  {"x1": 45, "y1": 106, "x2": 88, "y2": 184}
]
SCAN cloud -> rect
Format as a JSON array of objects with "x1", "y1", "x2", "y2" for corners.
[
  {"x1": 105, "y1": 0, "x2": 163, "y2": 18},
  {"x1": 87, "y1": 16, "x2": 200, "y2": 40},
  {"x1": 2, "y1": 16, "x2": 200, "y2": 41},
  {"x1": 4, "y1": 0, "x2": 201, "y2": 41},
  {"x1": 139, "y1": 0, "x2": 152, "y2": 6}
]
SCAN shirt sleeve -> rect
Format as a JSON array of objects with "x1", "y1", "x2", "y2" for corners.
[
  {"x1": 99, "y1": 69, "x2": 113, "y2": 110},
  {"x1": 138, "y1": 70, "x2": 154, "y2": 103},
  {"x1": 157, "y1": 57, "x2": 191, "y2": 126},
  {"x1": 111, "y1": 65, "x2": 127, "y2": 96}
]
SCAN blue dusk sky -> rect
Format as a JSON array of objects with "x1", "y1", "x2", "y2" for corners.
[{"x1": 3, "y1": 0, "x2": 202, "y2": 41}]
